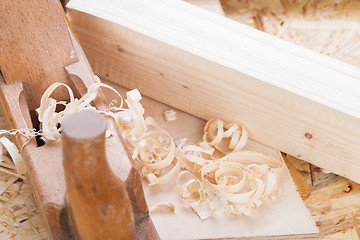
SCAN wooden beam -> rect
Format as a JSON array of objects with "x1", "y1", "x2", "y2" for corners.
[{"x1": 67, "y1": 0, "x2": 360, "y2": 183}]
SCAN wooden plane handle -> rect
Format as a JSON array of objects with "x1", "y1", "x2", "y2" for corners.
[{"x1": 61, "y1": 109, "x2": 136, "y2": 240}]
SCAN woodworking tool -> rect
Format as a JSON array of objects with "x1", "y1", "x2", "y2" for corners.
[{"x1": 0, "y1": 0, "x2": 158, "y2": 239}]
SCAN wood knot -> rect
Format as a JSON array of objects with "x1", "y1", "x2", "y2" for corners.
[
  {"x1": 343, "y1": 184, "x2": 352, "y2": 193},
  {"x1": 304, "y1": 132, "x2": 312, "y2": 139},
  {"x1": 116, "y1": 44, "x2": 124, "y2": 52}
]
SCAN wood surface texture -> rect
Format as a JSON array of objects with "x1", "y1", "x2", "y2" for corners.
[
  {"x1": 284, "y1": 155, "x2": 360, "y2": 239},
  {"x1": 0, "y1": 0, "x2": 76, "y2": 113},
  {"x1": 67, "y1": 0, "x2": 360, "y2": 184},
  {"x1": 219, "y1": 0, "x2": 360, "y2": 67}
]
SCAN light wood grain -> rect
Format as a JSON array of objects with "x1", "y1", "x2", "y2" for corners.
[{"x1": 67, "y1": 0, "x2": 360, "y2": 184}]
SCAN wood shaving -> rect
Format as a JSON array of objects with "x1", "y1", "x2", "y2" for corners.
[
  {"x1": 131, "y1": 117, "x2": 180, "y2": 186},
  {"x1": 203, "y1": 118, "x2": 247, "y2": 154},
  {"x1": 0, "y1": 138, "x2": 26, "y2": 176},
  {"x1": 149, "y1": 202, "x2": 175, "y2": 213},
  {"x1": 177, "y1": 170, "x2": 215, "y2": 220},
  {"x1": 163, "y1": 109, "x2": 177, "y2": 121}
]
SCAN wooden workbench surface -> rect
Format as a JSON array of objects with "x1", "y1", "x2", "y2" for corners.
[{"x1": 1, "y1": 0, "x2": 360, "y2": 239}]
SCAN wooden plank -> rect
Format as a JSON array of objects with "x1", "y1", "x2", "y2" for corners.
[
  {"x1": 104, "y1": 81, "x2": 319, "y2": 239},
  {"x1": 67, "y1": 0, "x2": 360, "y2": 183}
]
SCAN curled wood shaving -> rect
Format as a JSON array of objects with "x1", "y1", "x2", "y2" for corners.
[
  {"x1": 36, "y1": 77, "x2": 124, "y2": 142},
  {"x1": 149, "y1": 202, "x2": 175, "y2": 213},
  {"x1": 203, "y1": 118, "x2": 248, "y2": 154},
  {"x1": 178, "y1": 142, "x2": 216, "y2": 172},
  {"x1": 177, "y1": 171, "x2": 215, "y2": 220},
  {"x1": 0, "y1": 138, "x2": 26, "y2": 175},
  {"x1": 36, "y1": 82, "x2": 75, "y2": 141},
  {"x1": 199, "y1": 151, "x2": 282, "y2": 216},
  {"x1": 132, "y1": 117, "x2": 180, "y2": 185},
  {"x1": 0, "y1": 129, "x2": 38, "y2": 139},
  {"x1": 125, "y1": 89, "x2": 147, "y2": 133},
  {"x1": 106, "y1": 89, "x2": 147, "y2": 142}
]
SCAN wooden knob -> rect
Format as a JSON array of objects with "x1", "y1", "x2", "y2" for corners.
[{"x1": 62, "y1": 109, "x2": 135, "y2": 240}]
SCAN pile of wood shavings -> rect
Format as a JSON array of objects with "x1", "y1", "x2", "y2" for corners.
[
  {"x1": 98, "y1": 86, "x2": 283, "y2": 219},
  {"x1": 119, "y1": 94, "x2": 284, "y2": 220},
  {"x1": 0, "y1": 79, "x2": 284, "y2": 234},
  {"x1": 220, "y1": 0, "x2": 360, "y2": 67}
]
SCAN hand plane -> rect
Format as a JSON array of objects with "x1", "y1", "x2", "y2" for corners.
[{"x1": 0, "y1": 0, "x2": 158, "y2": 239}]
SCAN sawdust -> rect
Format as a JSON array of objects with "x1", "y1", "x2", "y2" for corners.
[
  {"x1": 285, "y1": 155, "x2": 360, "y2": 239},
  {"x1": 220, "y1": 0, "x2": 360, "y2": 67},
  {"x1": 0, "y1": 119, "x2": 48, "y2": 239}
]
